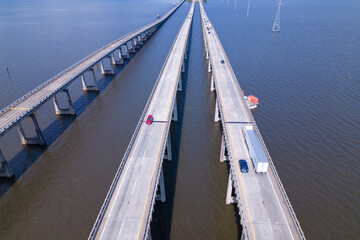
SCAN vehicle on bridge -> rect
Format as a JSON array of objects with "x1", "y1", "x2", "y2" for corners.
[
  {"x1": 146, "y1": 115, "x2": 153, "y2": 125},
  {"x1": 243, "y1": 126, "x2": 269, "y2": 173},
  {"x1": 239, "y1": 160, "x2": 249, "y2": 173}
]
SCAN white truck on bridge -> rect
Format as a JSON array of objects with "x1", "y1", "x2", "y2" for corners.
[{"x1": 243, "y1": 126, "x2": 269, "y2": 173}]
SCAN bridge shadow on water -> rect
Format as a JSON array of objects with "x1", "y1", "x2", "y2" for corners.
[{"x1": 0, "y1": 44, "x2": 148, "y2": 197}]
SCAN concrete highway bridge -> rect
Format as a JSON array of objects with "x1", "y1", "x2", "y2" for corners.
[
  {"x1": 0, "y1": 1, "x2": 305, "y2": 239},
  {"x1": 0, "y1": 0, "x2": 185, "y2": 178},
  {"x1": 199, "y1": 1, "x2": 305, "y2": 239}
]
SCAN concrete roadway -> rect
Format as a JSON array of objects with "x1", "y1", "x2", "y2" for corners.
[
  {"x1": 0, "y1": 0, "x2": 185, "y2": 137},
  {"x1": 91, "y1": 3, "x2": 194, "y2": 240},
  {"x1": 199, "y1": 2, "x2": 301, "y2": 240}
]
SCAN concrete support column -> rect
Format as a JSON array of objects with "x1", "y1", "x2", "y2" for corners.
[
  {"x1": 121, "y1": 45, "x2": 130, "y2": 60},
  {"x1": 0, "y1": 149, "x2": 14, "y2": 178},
  {"x1": 53, "y1": 89, "x2": 76, "y2": 115},
  {"x1": 82, "y1": 69, "x2": 99, "y2": 91},
  {"x1": 220, "y1": 133, "x2": 229, "y2": 162},
  {"x1": 181, "y1": 60, "x2": 185, "y2": 73},
  {"x1": 163, "y1": 133, "x2": 172, "y2": 161},
  {"x1": 17, "y1": 113, "x2": 46, "y2": 146},
  {"x1": 172, "y1": 100, "x2": 178, "y2": 121},
  {"x1": 142, "y1": 33, "x2": 147, "y2": 42},
  {"x1": 155, "y1": 166, "x2": 166, "y2": 202},
  {"x1": 210, "y1": 74, "x2": 215, "y2": 91},
  {"x1": 111, "y1": 50, "x2": 123, "y2": 65},
  {"x1": 226, "y1": 174, "x2": 238, "y2": 205},
  {"x1": 206, "y1": 49, "x2": 209, "y2": 60},
  {"x1": 214, "y1": 98, "x2": 220, "y2": 122},
  {"x1": 208, "y1": 59, "x2": 212, "y2": 73},
  {"x1": 177, "y1": 74, "x2": 182, "y2": 92},
  {"x1": 133, "y1": 38, "x2": 139, "y2": 49},
  {"x1": 146, "y1": 30, "x2": 152, "y2": 38},
  {"x1": 138, "y1": 35, "x2": 144, "y2": 45},
  {"x1": 128, "y1": 41, "x2": 135, "y2": 53},
  {"x1": 100, "y1": 57, "x2": 115, "y2": 75}
]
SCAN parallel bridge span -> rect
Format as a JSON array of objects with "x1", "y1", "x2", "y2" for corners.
[
  {"x1": 0, "y1": 0, "x2": 185, "y2": 178},
  {"x1": 89, "y1": 2, "x2": 194, "y2": 240},
  {"x1": 199, "y1": 1, "x2": 305, "y2": 240}
]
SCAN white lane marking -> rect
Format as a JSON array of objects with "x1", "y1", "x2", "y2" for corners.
[
  {"x1": 267, "y1": 172, "x2": 295, "y2": 240},
  {"x1": 99, "y1": 125, "x2": 145, "y2": 240}
]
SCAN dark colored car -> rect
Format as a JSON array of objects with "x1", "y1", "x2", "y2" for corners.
[
  {"x1": 146, "y1": 115, "x2": 153, "y2": 125},
  {"x1": 221, "y1": 60, "x2": 225, "y2": 64},
  {"x1": 239, "y1": 160, "x2": 249, "y2": 173}
]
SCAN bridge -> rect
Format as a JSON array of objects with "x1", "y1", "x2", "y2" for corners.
[
  {"x1": 199, "y1": 1, "x2": 305, "y2": 240},
  {"x1": 0, "y1": 0, "x2": 185, "y2": 179},
  {"x1": 88, "y1": 2, "x2": 194, "y2": 240}
]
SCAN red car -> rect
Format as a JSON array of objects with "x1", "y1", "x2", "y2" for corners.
[{"x1": 146, "y1": 115, "x2": 153, "y2": 125}]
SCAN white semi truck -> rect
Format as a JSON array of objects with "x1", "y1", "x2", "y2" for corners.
[{"x1": 242, "y1": 126, "x2": 269, "y2": 173}]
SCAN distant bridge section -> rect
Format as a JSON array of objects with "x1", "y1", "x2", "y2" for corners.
[
  {"x1": 199, "y1": 1, "x2": 305, "y2": 240},
  {"x1": 0, "y1": 0, "x2": 185, "y2": 178},
  {"x1": 89, "y1": 2, "x2": 194, "y2": 240}
]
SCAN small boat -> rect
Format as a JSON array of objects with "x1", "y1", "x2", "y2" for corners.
[
  {"x1": 244, "y1": 95, "x2": 259, "y2": 109},
  {"x1": 156, "y1": 14, "x2": 161, "y2": 18},
  {"x1": 242, "y1": 83, "x2": 259, "y2": 110}
]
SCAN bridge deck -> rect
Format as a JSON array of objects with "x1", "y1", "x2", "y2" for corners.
[
  {"x1": 90, "y1": 3, "x2": 194, "y2": 240},
  {"x1": 199, "y1": 2, "x2": 304, "y2": 240},
  {"x1": 0, "y1": 0, "x2": 185, "y2": 137}
]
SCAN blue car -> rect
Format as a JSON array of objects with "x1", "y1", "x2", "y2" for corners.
[{"x1": 239, "y1": 160, "x2": 249, "y2": 173}]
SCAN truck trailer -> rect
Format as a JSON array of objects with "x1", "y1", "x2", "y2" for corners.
[{"x1": 242, "y1": 126, "x2": 269, "y2": 173}]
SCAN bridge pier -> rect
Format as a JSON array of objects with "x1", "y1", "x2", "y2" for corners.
[
  {"x1": 177, "y1": 74, "x2": 182, "y2": 92},
  {"x1": 208, "y1": 59, "x2": 212, "y2": 73},
  {"x1": 100, "y1": 57, "x2": 115, "y2": 75},
  {"x1": 111, "y1": 50, "x2": 123, "y2": 65},
  {"x1": 155, "y1": 166, "x2": 166, "y2": 202},
  {"x1": 181, "y1": 60, "x2": 185, "y2": 73},
  {"x1": 226, "y1": 174, "x2": 238, "y2": 205},
  {"x1": 163, "y1": 133, "x2": 172, "y2": 161},
  {"x1": 53, "y1": 89, "x2": 76, "y2": 115},
  {"x1": 133, "y1": 37, "x2": 139, "y2": 49},
  {"x1": 220, "y1": 133, "x2": 229, "y2": 162},
  {"x1": 137, "y1": 35, "x2": 144, "y2": 46},
  {"x1": 141, "y1": 33, "x2": 147, "y2": 42},
  {"x1": 210, "y1": 74, "x2": 215, "y2": 91},
  {"x1": 0, "y1": 149, "x2": 14, "y2": 178},
  {"x1": 121, "y1": 45, "x2": 130, "y2": 60},
  {"x1": 17, "y1": 113, "x2": 46, "y2": 146},
  {"x1": 206, "y1": 49, "x2": 209, "y2": 60},
  {"x1": 82, "y1": 69, "x2": 99, "y2": 91},
  {"x1": 127, "y1": 41, "x2": 135, "y2": 53},
  {"x1": 146, "y1": 30, "x2": 152, "y2": 38},
  {"x1": 172, "y1": 100, "x2": 178, "y2": 121},
  {"x1": 214, "y1": 98, "x2": 221, "y2": 122}
]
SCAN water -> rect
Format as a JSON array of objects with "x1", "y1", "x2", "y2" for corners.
[{"x1": 0, "y1": 0, "x2": 359, "y2": 239}]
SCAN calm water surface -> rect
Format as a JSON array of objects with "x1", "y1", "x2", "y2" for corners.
[{"x1": 0, "y1": 0, "x2": 359, "y2": 239}]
